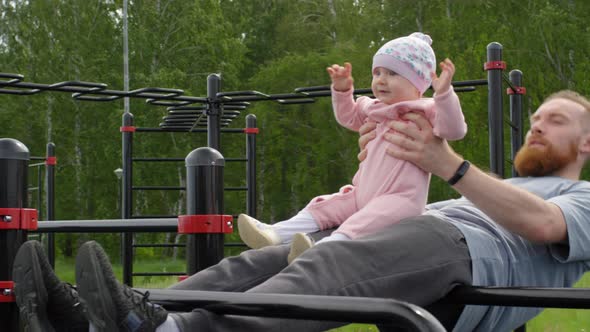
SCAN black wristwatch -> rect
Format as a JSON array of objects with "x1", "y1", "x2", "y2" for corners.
[{"x1": 447, "y1": 160, "x2": 470, "y2": 185}]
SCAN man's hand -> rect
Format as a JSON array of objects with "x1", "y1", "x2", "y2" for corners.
[
  {"x1": 357, "y1": 121, "x2": 377, "y2": 162},
  {"x1": 431, "y1": 58, "x2": 455, "y2": 95},
  {"x1": 327, "y1": 62, "x2": 354, "y2": 92},
  {"x1": 383, "y1": 112, "x2": 463, "y2": 180}
]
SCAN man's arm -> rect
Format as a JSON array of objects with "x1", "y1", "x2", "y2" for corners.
[{"x1": 371, "y1": 113, "x2": 567, "y2": 243}]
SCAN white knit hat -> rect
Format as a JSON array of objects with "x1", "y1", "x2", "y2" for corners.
[{"x1": 372, "y1": 32, "x2": 436, "y2": 94}]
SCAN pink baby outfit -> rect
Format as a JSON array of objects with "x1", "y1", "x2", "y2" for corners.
[{"x1": 306, "y1": 87, "x2": 467, "y2": 239}]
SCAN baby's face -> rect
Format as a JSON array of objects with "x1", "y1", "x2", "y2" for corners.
[{"x1": 371, "y1": 67, "x2": 420, "y2": 104}]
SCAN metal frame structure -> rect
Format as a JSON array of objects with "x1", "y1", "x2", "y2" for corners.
[{"x1": 118, "y1": 111, "x2": 258, "y2": 285}]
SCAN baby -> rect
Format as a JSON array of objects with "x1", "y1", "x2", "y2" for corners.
[{"x1": 239, "y1": 32, "x2": 467, "y2": 263}]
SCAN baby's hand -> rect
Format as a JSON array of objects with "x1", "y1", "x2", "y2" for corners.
[
  {"x1": 327, "y1": 62, "x2": 354, "y2": 92},
  {"x1": 431, "y1": 58, "x2": 455, "y2": 95}
]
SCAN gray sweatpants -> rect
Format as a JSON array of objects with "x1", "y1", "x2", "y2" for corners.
[{"x1": 168, "y1": 215, "x2": 472, "y2": 331}]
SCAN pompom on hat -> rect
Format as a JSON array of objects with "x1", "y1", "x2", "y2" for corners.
[{"x1": 372, "y1": 32, "x2": 436, "y2": 94}]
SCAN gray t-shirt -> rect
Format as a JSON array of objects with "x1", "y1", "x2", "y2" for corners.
[{"x1": 425, "y1": 176, "x2": 590, "y2": 331}]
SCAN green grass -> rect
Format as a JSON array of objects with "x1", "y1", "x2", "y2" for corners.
[
  {"x1": 54, "y1": 257, "x2": 590, "y2": 332},
  {"x1": 525, "y1": 273, "x2": 590, "y2": 332}
]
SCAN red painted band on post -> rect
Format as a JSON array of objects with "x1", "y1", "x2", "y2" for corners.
[
  {"x1": 483, "y1": 61, "x2": 507, "y2": 70},
  {"x1": 0, "y1": 208, "x2": 38, "y2": 230},
  {"x1": 46, "y1": 156, "x2": 57, "y2": 165},
  {"x1": 120, "y1": 126, "x2": 136, "y2": 132},
  {"x1": 177, "y1": 215, "x2": 234, "y2": 234},
  {"x1": 244, "y1": 128, "x2": 259, "y2": 134},
  {"x1": 507, "y1": 87, "x2": 526, "y2": 95},
  {"x1": 0, "y1": 281, "x2": 15, "y2": 302}
]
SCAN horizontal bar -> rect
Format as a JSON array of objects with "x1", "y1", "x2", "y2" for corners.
[
  {"x1": 224, "y1": 187, "x2": 247, "y2": 191},
  {"x1": 224, "y1": 242, "x2": 247, "y2": 247},
  {"x1": 449, "y1": 79, "x2": 488, "y2": 87},
  {"x1": 34, "y1": 219, "x2": 178, "y2": 233},
  {"x1": 133, "y1": 186, "x2": 184, "y2": 190},
  {"x1": 133, "y1": 243, "x2": 185, "y2": 248},
  {"x1": 140, "y1": 289, "x2": 445, "y2": 331},
  {"x1": 132, "y1": 186, "x2": 248, "y2": 191},
  {"x1": 0, "y1": 73, "x2": 487, "y2": 112},
  {"x1": 453, "y1": 87, "x2": 476, "y2": 92},
  {"x1": 447, "y1": 286, "x2": 590, "y2": 309},
  {"x1": 135, "y1": 128, "x2": 246, "y2": 133},
  {"x1": 131, "y1": 157, "x2": 247, "y2": 162},
  {"x1": 131, "y1": 215, "x2": 178, "y2": 219},
  {"x1": 133, "y1": 272, "x2": 186, "y2": 277},
  {"x1": 133, "y1": 157, "x2": 185, "y2": 162}
]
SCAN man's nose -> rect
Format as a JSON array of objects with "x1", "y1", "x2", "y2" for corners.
[{"x1": 530, "y1": 122, "x2": 543, "y2": 134}]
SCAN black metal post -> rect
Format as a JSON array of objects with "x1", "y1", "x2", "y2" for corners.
[
  {"x1": 486, "y1": 42, "x2": 505, "y2": 177},
  {"x1": 245, "y1": 114, "x2": 257, "y2": 218},
  {"x1": 121, "y1": 113, "x2": 134, "y2": 286},
  {"x1": 36, "y1": 166, "x2": 42, "y2": 219},
  {"x1": 185, "y1": 147, "x2": 225, "y2": 274},
  {"x1": 46, "y1": 142, "x2": 56, "y2": 267},
  {"x1": 0, "y1": 138, "x2": 30, "y2": 331},
  {"x1": 509, "y1": 70, "x2": 524, "y2": 178},
  {"x1": 207, "y1": 74, "x2": 222, "y2": 150}
]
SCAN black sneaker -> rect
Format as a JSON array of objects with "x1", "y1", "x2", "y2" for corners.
[
  {"x1": 47, "y1": 282, "x2": 89, "y2": 332},
  {"x1": 75, "y1": 241, "x2": 168, "y2": 332},
  {"x1": 13, "y1": 240, "x2": 89, "y2": 332}
]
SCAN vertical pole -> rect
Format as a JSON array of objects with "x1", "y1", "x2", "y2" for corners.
[
  {"x1": 123, "y1": 0, "x2": 130, "y2": 115},
  {"x1": 509, "y1": 70, "x2": 524, "y2": 178},
  {"x1": 185, "y1": 147, "x2": 225, "y2": 274},
  {"x1": 486, "y1": 42, "x2": 505, "y2": 177},
  {"x1": 245, "y1": 114, "x2": 257, "y2": 218},
  {"x1": 184, "y1": 73, "x2": 225, "y2": 274},
  {"x1": 121, "y1": 113, "x2": 134, "y2": 286},
  {"x1": 0, "y1": 138, "x2": 30, "y2": 331},
  {"x1": 207, "y1": 74, "x2": 222, "y2": 151},
  {"x1": 46, "y1": 143, "x2": 56, "y2": 267},
  {"x1": 121, "y1": 0, "x2": 132, "y2": 286},
  {"x1": 36, "y1": 167, "x2": 42, "y2": 220}
]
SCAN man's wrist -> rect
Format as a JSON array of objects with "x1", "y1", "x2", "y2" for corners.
[{"x1": 436, "y1": 154, "x2": 463, "y2": 180}]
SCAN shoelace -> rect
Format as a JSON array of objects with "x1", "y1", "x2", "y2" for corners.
[
  {"x1": 123, "y1": 286, "x2": 159, "y2": 319},
  {"x1": 50, "y1": 282, "x2": 81, "y2": 307},
  {"x1": 23, "y1": 295, "x2": 39, "y2": 315}
]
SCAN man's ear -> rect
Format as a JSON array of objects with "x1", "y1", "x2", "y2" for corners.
[{"x1": 579, "y1": 133, "x2": 590, "y2": 154}]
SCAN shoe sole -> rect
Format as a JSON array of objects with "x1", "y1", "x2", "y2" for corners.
[
  {"x1": 237, "y1": 214, "x2": 279, "y2": 249},
  {"x1": 287, "y1": 233, "x2": 314, "y2": 264},
  {"x1": 75, "y1": 241, "x2": 119, "y2": 332},
  {"x1": 13, "y1": 241, "x2": 54, "y2": 332}
]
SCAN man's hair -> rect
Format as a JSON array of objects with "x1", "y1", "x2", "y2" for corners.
[{"x1": 545, "y1": 90, "x2": 590, "y2": 114}]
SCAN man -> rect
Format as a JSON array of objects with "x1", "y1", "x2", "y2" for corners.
[{"x1": 13, "y1": 90, "x2": 590, "y2": 331}]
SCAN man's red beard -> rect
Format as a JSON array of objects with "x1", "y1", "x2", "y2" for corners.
[{"x1": 514, "y1": 136, "x2": 578, "y2": 177}]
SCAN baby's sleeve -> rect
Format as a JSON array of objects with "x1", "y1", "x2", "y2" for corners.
[
  {"x1": 431, "y1": 88, "x2": 467, "y2": 140},
  {"x1": 331, "y1": 86, "x2": 370, "y2": 132}
]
